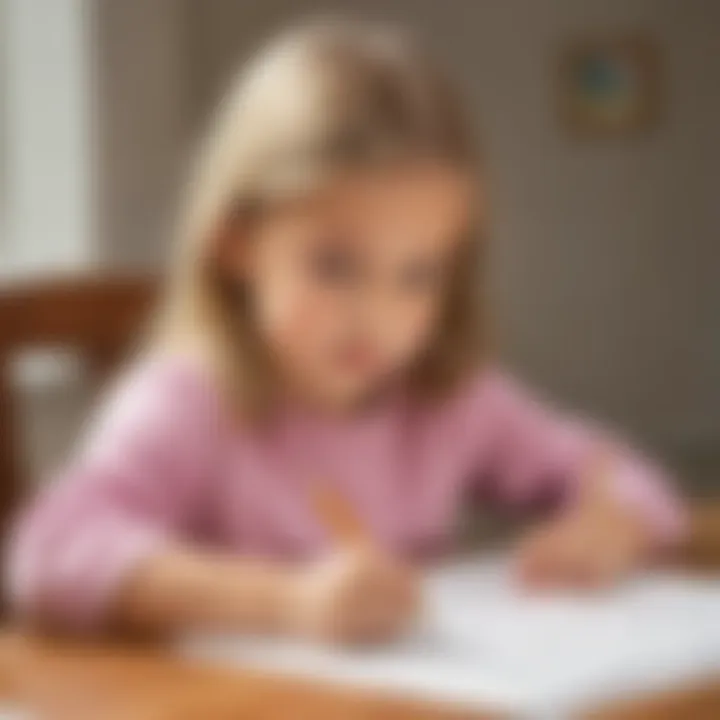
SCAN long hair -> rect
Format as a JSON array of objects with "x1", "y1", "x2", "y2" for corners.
[{"x1": 155, "y1": 19, "x2": 486, "y2": 419}]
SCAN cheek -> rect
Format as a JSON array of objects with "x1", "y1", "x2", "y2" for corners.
[
  {"x1": 254, "y1": 275, "x2": 343, "y2": 357},
  {"x1": 382, "y1": 294, "x2": 443, "y2": 359}
]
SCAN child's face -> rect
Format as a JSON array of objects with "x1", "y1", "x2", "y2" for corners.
[{"x1": 233, "y1": 163, "x2": 473, "y2": 410}]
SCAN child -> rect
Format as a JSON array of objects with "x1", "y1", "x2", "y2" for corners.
[{"x1": 7, "y1": 20, "x2": 685, "y2": 644}]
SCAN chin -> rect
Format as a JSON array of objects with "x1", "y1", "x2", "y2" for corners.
[
  {"x1": 331, "y1": 373, "x2": 396, "y2": 407},
  {"x1": 330, "y1": 385, "x2": 373, "y2": 408}
]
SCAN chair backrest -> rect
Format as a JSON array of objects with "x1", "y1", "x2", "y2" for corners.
[{"x1": 0, "y1": 275, "x2": 156, "y2": 537}]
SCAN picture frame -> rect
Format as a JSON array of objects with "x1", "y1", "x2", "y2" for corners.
[{"x1": 558, "y1": 35, "x2": 663, "y2": 138}]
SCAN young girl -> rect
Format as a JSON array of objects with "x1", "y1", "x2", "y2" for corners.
[{"x1": 8, "y1": 20, "x2": 685, "y2": 644}]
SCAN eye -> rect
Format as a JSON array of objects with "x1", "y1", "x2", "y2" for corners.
[{"x1": 308, "y1": 244, "x2": 361, "y2": 285}]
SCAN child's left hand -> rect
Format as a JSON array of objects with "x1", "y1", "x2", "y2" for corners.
[
  {"x1": 516, "y1": 507, "x2": 652, "y2": 591},
  {"x1": 515, "y1": 455, "x2": 655, "y2": 591}
]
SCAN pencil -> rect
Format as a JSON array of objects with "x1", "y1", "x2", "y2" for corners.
[{"x1": 310, "y1": 483, "x2": 371, "y2": 546}]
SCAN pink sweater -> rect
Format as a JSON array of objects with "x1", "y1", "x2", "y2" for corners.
[{"x1": 7, "y1": 356, "x2": 684, "y2": 628}]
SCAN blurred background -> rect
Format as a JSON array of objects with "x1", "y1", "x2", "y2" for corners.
[{"x1": 0, "y1": 0, "x2": 718, "y2": 500}]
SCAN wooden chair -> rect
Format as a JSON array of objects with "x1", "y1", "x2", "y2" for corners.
[{"x1": 0, "y1": 275, "x2": 156, "y2": 539}]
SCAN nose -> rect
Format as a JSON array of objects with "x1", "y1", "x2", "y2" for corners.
[{"x1": 360, "y1": 284, "x2": 409, "y2": 353}]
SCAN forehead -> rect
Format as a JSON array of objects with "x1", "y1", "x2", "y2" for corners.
[{"x1": 273, "y1": 162, "x2": 474, "y2": 252}]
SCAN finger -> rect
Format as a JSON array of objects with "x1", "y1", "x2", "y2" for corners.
[
  {"x1": 594, "y1": 543, "x2": 634, "y2": 587},
  {"x1": 394, "y1": 567, "x2": 421, "y2": 614},
  {"x1": 515, "y1": 534, "x2": 543, "y2": 584},
  {"x1": 533, "y1": 554, "x2": 579, "y2": 590},
  {"x1": 527, "y1": 533, "x2": 599, "y2": 590},
  {"x1": 553, "y1": 542, "x2": 625, "y2": 591},
  {"x1": 347, "y1": 601, "x2": 406, "y2": 645},
  {"x1": 562, "y1": 558, "x2": 603, "y2": 590},
  {"x1": 517, "y1": 537, "x2": 562, "y2": 590},
  {"x1": 575, "y1": 531, "x2": 638, "y2": 589}
]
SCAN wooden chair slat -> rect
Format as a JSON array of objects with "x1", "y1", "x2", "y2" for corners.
[{"x1": 0, "y1": 275, "x2": 157, "y2": 540}]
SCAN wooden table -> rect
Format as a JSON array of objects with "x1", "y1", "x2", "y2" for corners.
[{"x1": 0, "y1": 505, "x2": 718, "y2": 720}]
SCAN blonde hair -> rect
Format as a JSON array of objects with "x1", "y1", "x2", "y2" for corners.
[{"x1": 156, "y1": 18, "x2": 486, "y2": 419}]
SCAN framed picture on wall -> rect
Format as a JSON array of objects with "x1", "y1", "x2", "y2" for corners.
[{"x1": 558, "y1": 35, "x2": 663, "y2": 137}]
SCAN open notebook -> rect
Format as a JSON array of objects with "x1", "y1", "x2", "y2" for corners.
[{"x1": 178, "y1": 555, "x2": 720, "y2": 717}]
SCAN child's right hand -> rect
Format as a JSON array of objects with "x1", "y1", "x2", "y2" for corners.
[{"x1": 287, "y1": 546, "x2": 420, "y2": 645}]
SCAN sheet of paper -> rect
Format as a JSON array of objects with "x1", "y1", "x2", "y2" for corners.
[{"x1": 178, "y1": 555, "x2": 720, "y2": 717}]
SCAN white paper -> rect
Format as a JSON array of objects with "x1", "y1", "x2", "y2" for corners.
[{"x1": 178, "y1": 555, "x2": 720, "y2": 716}]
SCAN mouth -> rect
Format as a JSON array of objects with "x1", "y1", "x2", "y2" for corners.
[{"x1": 333, "y1": 342, "x2": 381, "y2": 375}]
